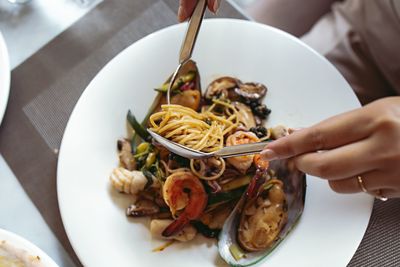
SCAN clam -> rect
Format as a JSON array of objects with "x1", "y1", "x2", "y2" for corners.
[{"x1": 218, "y1": 158, "x2": 306, "y2": 266}]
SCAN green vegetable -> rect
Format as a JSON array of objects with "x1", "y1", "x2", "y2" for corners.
[
  {"x1": 221, "y1": 175, "x2": 252, "y2": 191},
  {"x1": 130, "y1": 134, "x2": 137, "y2": 154},
  {"x1": 207, "y1": 188, "x2": 245, "y2": 206},
  {"x1": 154, "y1": 71, "x2": 196, "y2": 93},
  {"x1": 148, "y1": 160, "x2": 166, "y2": 183},
  {"x1": 154, "y1": 88, "x2": 182, "y2": 95},
  {"x1": 136, "y1": 142, "x2": 150, "y2": 154},
  {"x1": 142, "y1": 169, "x2": 154, "y2": 190},
  {"x1": 180, "y1": 71, "x2": 196, "y2": 83},
  {"x1": 145, "y1": 152, "x2": 157, "y2": 168},
  {"x1": 127, "y1": 110, "x2": 150, "y2": 141},
  {"x1": 134, "y1": 152, "x2": 148, "y2": 159},
  {"x1": 229, "y1": 244, "x2": 246, "y2": 261},
  {"x1": 191, "y1": 221, "x2": 220, "y2": 238},
  {"x1": 263, "y1": 182, "x2": 274, "y2": 191},
  {"x1": 169, "y1": 153, "x2": 190, "y2": 168}
]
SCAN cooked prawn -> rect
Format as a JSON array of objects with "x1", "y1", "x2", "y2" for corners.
[
  {"x1": 253, "y1": 154, "x2": 269, "y2": 171},
  {"x1": 162, "y1": 171, "x2": 207, "y2": 237},
  {"x1": 226, "y1": 131, "x2": 260, "y2": 174}
]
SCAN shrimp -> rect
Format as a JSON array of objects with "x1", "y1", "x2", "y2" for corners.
[
  {"x1": 226, "y1": 131, "x2": 260, "y2": 174},
  {"x1": 161, "y1": 171, "x2": 207, "y2": 237},
  {"x1": 253, "y1": 154, "x2": 269, "y2": 171}
]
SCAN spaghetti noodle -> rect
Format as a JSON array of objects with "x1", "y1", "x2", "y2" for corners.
[{"x1": 149, "y1": 101, "x2": 239, "y2": 153}]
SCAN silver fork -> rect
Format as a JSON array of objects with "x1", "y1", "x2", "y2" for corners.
[{"x1": 148, "y1": 130, "x2": 269, "y2": 159}]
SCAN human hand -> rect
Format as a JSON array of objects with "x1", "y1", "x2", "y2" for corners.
[
  {"x1": 261, "y1": 97, "x2": 400, "y2": 199},
  {"x1": 178, "y1": 0, "x2": 220, "y2": 22}
]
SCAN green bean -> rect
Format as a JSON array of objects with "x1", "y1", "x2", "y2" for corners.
[{"x1": 127, "y1": 110, "x2": 150, "y2": 141}]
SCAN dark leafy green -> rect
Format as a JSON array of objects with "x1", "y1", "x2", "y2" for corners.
[
  {"x1": 207, "y1": 188, "x2": 245, "y2": 206},
  {"x1": 141, "y1": 169, "x2": 155, "y2": 190},
  {"x1": 191, "y1": 221, "x2": 221, "y2": 238},
  {"x1": 168, "y1": 153, "x2": 190, "y2": 168}
]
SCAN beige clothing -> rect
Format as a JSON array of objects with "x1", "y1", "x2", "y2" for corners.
[{"x1": 302, "y1": 0, "x2": 400, "y2": 104}]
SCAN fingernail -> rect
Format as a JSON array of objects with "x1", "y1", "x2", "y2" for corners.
[
  {"x1": 261, "y1": 149, "x2": 278, "y2": 160},
  {"x1": 213, "y1": 0, "x2": 220, "y2": 13},
  {"x1": 178, "y1": 6, "x2": 186, "y2": 22}
]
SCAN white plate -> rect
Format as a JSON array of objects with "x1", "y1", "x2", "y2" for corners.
[
  {"x1": 57, "y1": 19, "x2": 373, "y2": 267},
  {"x1": 0, "y1": 32, "x2": 10, "y2": 125},
  {"x1": 0, "y1": 228, "x2": 59, "y2": 267}
]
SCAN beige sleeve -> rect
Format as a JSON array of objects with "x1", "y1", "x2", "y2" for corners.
[
  {"x1": 246, "y1": 0, "x2": 342, "y2": 36},
  {"x1": 301, "y1": 2, "x2": 398, "y2": 105}
]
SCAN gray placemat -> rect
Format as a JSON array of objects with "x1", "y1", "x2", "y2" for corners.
[
  {"x1": 349, "y1": 199, "x2": 400, "y2": 266},
  {"x1": 0, "y1": 0, "x2": 245, "y2": 265},
  {"x1": 0, "y1": 0, "x2": 398, "y2": 266}
]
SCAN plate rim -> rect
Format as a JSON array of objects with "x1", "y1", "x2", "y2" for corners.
[
  {"x1": 0, "y1": 228, "x2": 60, "y2": 267},
  {"x1": 57, "y1": 18, "x2": 372, "y2": 267},
  {"x1": 0, "y1": 31, "x2": 11, "y2": 126}
]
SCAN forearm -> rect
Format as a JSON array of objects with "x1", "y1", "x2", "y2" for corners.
[{"x1": 246, "y1": 0, "x2": 342, "y2": 36}]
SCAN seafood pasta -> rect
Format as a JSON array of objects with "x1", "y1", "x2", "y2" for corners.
[
  {"x1": 109, "y1": 64, "x2": 293, "y2": 256},
  {"x1": 149, "y1": 102, "x2": 238, "y2": 153}
]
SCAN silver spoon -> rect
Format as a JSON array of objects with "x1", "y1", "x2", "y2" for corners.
[
  {"x1": 148, "y1": 130, "x2": 269, "y2": 159},
  {"x1": 166, "y1": 0, "x2": 207, "y2": 104}
]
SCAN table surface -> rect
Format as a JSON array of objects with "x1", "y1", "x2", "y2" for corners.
[
  {"x1": 0, "y1": 1, "x2": 399, "y2": 267},
  {"x1": 1, "y1": 1, "x2": 101, "y2": 266}
]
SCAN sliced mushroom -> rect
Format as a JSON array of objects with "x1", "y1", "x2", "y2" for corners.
[
  {"x1": 205, "y1": 76, "x2": 240, "y2": 101},
  {"x1": 234, "y1": 82, "x2": 267, "y2": 101},
  {"x1": 150, "y1": 219, "x2": 197, "y2": 242},
  {"x1": 233, "y1": 102, "x2": 256, "y2": 129},
  {"x1": 117, "y1": 139, "x2": 136, "y2": 171},
  {"x1": 126, "y1": 199, "x2": 160, "y2": 217}
]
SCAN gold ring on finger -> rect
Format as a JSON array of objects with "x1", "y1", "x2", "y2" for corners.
[{"x1": 356, "y1": 176, "x2": 368, "y2": 193}]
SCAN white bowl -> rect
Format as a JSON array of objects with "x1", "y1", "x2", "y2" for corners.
[
  {"x1": 57, "y1": 19, "x2": 373, "y2": 267},
  {"x1": 0, "y1": 32, "x2": 10, "y2": 125}
]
